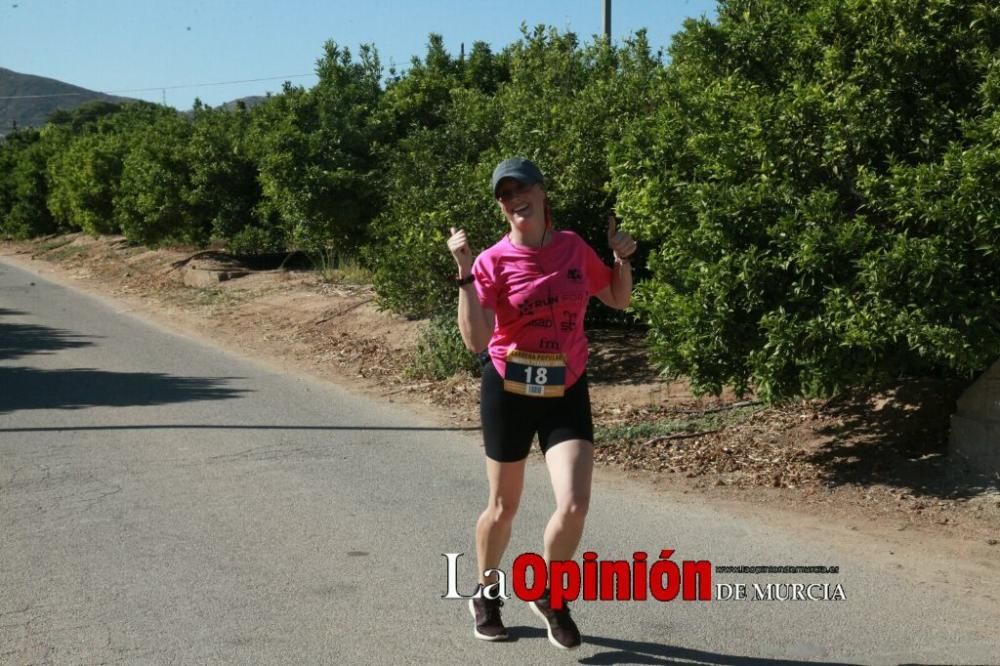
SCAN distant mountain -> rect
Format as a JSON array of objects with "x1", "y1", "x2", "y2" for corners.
[
  {"x1": 179, "y1": 95, "x2": 269, "y2": 119},
  {"x1": 220, "y1": 95, "x2": 267, "y2": 111},
  {"x1": 0, "y1": 67, "x2": 137, "y2": 135}
]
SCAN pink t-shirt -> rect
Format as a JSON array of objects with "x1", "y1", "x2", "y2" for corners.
[{"x1": 473, "y1": 230, "x2": 613, "y2": 388}]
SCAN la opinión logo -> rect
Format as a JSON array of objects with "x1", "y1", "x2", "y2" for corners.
[
  {"x1": 442, "y1": 550, "x2": 713, "y2": 609},
  {"x1": 716, "y1": 583, "x2": 846, "y2": 601}
]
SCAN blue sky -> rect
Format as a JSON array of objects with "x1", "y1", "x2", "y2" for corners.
[{"x1": 1, "y1": 1, "x2": 718, "y2": 110}]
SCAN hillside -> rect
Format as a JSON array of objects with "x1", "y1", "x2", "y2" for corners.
[
  {"x1": 220, "y1": 95, "x2": 267, "y2": 111},
  {"x1": 0, "y1": 67, "x2": 135, "y2": 135}
]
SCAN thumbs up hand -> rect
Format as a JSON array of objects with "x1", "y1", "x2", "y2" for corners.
[
  {"x1": 447, "y1": 227, "x2": 473, "y2": 273},
  {"x1": 607, "y1": 213, "x2": 637, "y2": 263}
]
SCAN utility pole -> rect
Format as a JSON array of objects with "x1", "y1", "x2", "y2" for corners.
[{"x1": 603, "y1": 0, "x2": 611, "y2": 40}]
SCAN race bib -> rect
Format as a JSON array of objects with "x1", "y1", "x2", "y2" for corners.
[{"x1": 503, "y1": 349, "x2": 566, "y2": 398}]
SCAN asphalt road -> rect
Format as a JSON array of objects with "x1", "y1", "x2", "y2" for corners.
[{"x1": 1, "y1": 257, "x2": 998, "y2": 665}]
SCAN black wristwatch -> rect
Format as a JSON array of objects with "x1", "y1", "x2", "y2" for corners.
[{"x1": 455, "y1": 274, "x2": 475, "y2": 286}]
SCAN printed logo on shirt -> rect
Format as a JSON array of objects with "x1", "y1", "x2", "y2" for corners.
[
  {"x1": 517, "y1": 295, "x2": 560, "y2": 317},
  {"x1": 567, "y1": 268, "x2": 583, "y2": 282},
  {"x1": 560, "y1": 311, "x2": 579, "y2": 333},
  {"x1": 538, "y1": 338, "x2": 561, "y2": 351},
  {"x1": 527, "y1": 318, "x2": 554, "y2": 328}
]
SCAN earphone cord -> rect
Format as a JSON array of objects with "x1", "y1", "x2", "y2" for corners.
[{"x1": 536, "y1": 229, "x2": 564, "y2": 357}]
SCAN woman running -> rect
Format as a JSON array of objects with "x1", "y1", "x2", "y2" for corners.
[{"x1": 446, "y1": 157, "x2": 637, "y2": 650}]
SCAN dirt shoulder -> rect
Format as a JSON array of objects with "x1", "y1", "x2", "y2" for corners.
[{"x1": 3, "y1": 234, "x2": 999, "y2": 615}]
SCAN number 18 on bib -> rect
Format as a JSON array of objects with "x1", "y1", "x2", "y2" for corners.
[{"x1": 503, "y1": 349, "x2": 566, "y2": 398}]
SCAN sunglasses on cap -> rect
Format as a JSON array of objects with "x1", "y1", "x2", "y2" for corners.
[{"x1": 496, "y1": 181, "x2": 535, "y2": 202}]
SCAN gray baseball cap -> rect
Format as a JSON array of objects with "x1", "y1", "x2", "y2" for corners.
[{"x1": 490, "y1": 157, "x2": 544, "y2": 196}]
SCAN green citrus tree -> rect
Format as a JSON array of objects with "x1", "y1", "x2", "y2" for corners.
[{"x1": 612, "y1": 0, "x2": 1000, "y2": 398}]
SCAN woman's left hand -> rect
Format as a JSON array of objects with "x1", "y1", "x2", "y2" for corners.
[{"x1": 607, "y1": 214, "x2": 637, "y2": 262}]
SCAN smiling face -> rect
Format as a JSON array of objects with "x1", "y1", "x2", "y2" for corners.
[{"x1": 495, "y1": 178, "x2": 547, "y2": 236}]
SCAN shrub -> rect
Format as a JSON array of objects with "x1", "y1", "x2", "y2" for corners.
[
  {"x1": 249, "y1": 42, "x2": 384, "y2": 258},
  {"x1": 612, "y1": 0, "x2": 1000, "y2": 398},
  {"x1": 47, "y1": 130, "x2": 126, "y2": 235},
  {"x1": 0, "y1": 128, "x2": 62, "y2": 238},
  {"x1": 115, "y1": 113, "x2": 202, "y2": 246},
  {"x1": 406, "y1": 313, "x2": 481, "y2": 380}
]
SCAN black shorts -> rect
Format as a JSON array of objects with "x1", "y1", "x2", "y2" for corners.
[{"x1": 479, "y1": 358, "x2": 594, "y2": 462}]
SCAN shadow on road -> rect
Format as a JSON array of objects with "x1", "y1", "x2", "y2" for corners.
[
  {"x1": 0, "y1": 366, "x2": 249, "y2": 415},
  {"x1": 0, "y1": 308, "x2": 97, "y2": 361},
  {"x1": 505, "y1": 627, "x2": 859, "y2": 665},
  {"x1": 0, "y1": 307, "x2": 251, "y2": 415},
  {"x1": 0, "y1": 423, "x2": 481, "y2": 433}
]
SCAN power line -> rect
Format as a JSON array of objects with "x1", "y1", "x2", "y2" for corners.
[{"x1": 0, "y1": 73, "x2": 316, "y2": 101}]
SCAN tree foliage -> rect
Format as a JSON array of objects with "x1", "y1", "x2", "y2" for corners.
[
  {"x1": 115, "y1": 112, "x2": 200, "y2": 245},
  {"x1": 367, "y1": 28, "x2": 661, "y2": 318},
  {"x1": 250, "y1": 42, "x2": 384, "y2": 257},
  {"x1": 3, "y1": 5, "x2": 999, "y2": 396},
  {"x1": 188, "y1": 102, "x2": 272, "y2": 251},
  {"x1": 367, "y1": 36, "x2": 506, "y2": 316},
  {"x1": 0, "y1": 126, "x2": 64, "y2": 238},
  {"x1": 612, "y1": 0, "x2": 1000, "y2": 397}
]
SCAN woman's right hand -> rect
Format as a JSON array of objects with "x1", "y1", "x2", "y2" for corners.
[
  {"x1": 447, "y1": 227, "x2": 473, "y2": 274},
  {"x1": 448, "y1": 227, "x2": 493, "y2": 352}
]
